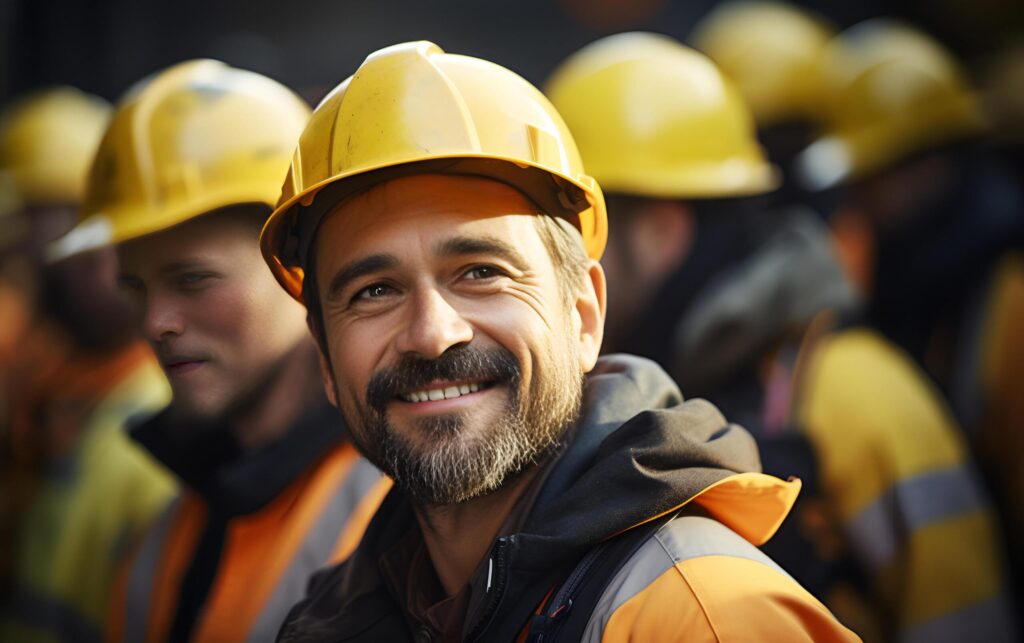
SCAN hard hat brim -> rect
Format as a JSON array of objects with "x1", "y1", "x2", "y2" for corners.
[{"x1": 260, "y1": 153, "x2": 606, "y2": 303}]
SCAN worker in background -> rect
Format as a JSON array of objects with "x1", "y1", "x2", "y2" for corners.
[
  {"x1": 262, "y1": 40, "x2": 857, "y2": 642},
  {"x1": 68, "y1": 60, "x2": 388, "y2": 643},
  {"x1": 547, "y1": 32, "x2": 1017, "y2": 642},
  {"x1": 793, "y1": 20, "x2": 1024, "y2": 613},
  {"x1": 0, "y1": 88, "x2": 176, "y2": 643}
]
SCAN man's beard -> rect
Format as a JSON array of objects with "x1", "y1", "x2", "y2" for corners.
[{"x1": 348, "y1": 342, "x2": 584, "y2": 506}]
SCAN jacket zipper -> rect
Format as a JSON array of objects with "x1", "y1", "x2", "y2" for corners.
[{"x1": 465, "y1": 537, "x2": 510, "y2": 642}]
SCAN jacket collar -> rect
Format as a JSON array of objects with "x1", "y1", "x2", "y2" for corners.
[{"x1": 131, "y1": 387, "x2": 344, "y2": 516}]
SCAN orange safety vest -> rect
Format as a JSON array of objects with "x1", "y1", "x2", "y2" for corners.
[{"x1": 107, "y1": 442, "x2": 390, "y2": 643}]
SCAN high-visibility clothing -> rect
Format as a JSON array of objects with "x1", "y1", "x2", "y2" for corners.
[
  {"x1": 796, "y1": 329, "x2": 1016, "y2": 641},
  {"x1": 0, "y1": 343, "x2": 176, "y2": 643},
  {"x1": 106, "y1": 421, "x2": 388, "y2": 643},
  {"x1": 277, "y1": 356, "x2": 859, "y2": 642}
]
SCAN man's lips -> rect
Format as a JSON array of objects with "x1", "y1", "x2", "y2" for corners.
[
  {"x1": 391, "y1": 380, "x2": 497, "y2": 410},
  {"x1": 161, "y1": 359, "x2": 207, "y2": 376}
]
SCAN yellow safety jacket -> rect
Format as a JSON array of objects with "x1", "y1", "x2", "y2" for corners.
[
  {"x1": 0, "y1": 345, "x2": 176, "y2": 643},
  {"x1": 787, "y1": 327, "x2": 1016, "y2": 641}
]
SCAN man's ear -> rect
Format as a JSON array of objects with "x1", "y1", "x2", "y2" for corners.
[
  {"x1": 576, "y1": 259, "x2": 606, "y2": 373},
  {"x1": 629, "y1": 200, "x2": 694, "y2": 281},
  {"x1": 308, "y1": 314, "x2": 338, "y2": 407}
]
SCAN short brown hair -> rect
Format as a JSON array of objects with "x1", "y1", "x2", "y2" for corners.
[{"x1": 532, "y1": 214, "x2": 590, "y2": 305}]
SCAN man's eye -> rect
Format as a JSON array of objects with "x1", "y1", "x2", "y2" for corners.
[
  {"x1": 354, "y1": 283, "x2": 395, "y2": 301},
  {"x1": 465, "y1": 265, "x2": 503, "y2": 280},
  {"x1": 178, "y1": 273, "x2": 213, "y2": 289}
]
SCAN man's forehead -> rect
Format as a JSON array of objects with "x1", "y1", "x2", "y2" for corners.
[
  {"x1": 117, "y1": 214, "x2": 250, "y2": 271},
  {"x1": 321, "y1": 174, "x2": 540, "y2": 230},
  {"x1": 314, "y1": 174, "x2": 545, "y2": 260}
]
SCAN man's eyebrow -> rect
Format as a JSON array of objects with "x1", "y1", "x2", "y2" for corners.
[
  {"x1": 158, "y1": 259, "x2": 211, "y2": 275},
  {"x1": 435, "y1": 235, "x2": 528, "y2": 267},
  {"x1": 326, "y1": 253, "x2": 399, "y2": 301}
]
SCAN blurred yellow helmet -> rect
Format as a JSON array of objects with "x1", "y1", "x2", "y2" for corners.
[
  {"x1": 260, "y1": 41, "x2": 606, "y2": 303},
  {"x1": 0, "y1": 87, "x2": 111, "y2": 207},
  {"x1": 796, "y1": 20, "x2": 985, "y2": 190},
  {"x1": 691, "y1": 1, "x2": 836, "y2": 126},
  {"x1": 546, "y1": 32, "x2": 777, "y2": 201},
  {"x1": 79, "y1": 59, "x2": 310, "y2": 245}
]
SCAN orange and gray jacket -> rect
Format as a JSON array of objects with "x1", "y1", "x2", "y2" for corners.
[
  {"x1": 277, "y1": 355, "x2": 860, "y2": 642},
  {"x1": 105, "y1": 396, "x2": 389, "y2": 643}
]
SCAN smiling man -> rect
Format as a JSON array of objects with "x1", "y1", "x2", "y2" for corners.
[
  {"x1": 263, "y1": 42, "x2": 859, "y2": 642},
  {"x1": 70, "y1": 60, "x2": 388, "y2": 643}
]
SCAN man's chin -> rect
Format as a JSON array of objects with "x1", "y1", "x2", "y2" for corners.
[
  {"x1": 366, "y1": 420, "x2": 551, "y2": 506},
  {"x1": 168, "y1": 389, "x2": 231, "y2": 424}
]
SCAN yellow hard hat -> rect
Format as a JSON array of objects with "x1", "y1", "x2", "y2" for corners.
[
  {"x1": 546, "y1": 32, "x2": 778, "y2": 200},
  {"x1": 0, "y1": 87, "x2": 111, "y2": 207},
  {"x1": 259, "y1": 41, "x2": 606, "y2": 303},
  {"x1": 691, "y1": 1, "x2": 836, "y2": 126},
  {"x1": 79, "y1": 59, "x2": 310, "y2": 245},
  {"x1": 796, "y1": 20, "x2": 986, "y2": 190}
]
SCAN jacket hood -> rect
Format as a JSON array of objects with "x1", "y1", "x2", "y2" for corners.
[
  {"x1": 671, "y1": 208, "x2": 858, "y2": 396},
  {"x1": 521, "y1": 354, "x2": 798, "y2": 560}
]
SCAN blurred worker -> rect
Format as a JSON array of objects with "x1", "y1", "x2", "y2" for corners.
[
  {"x1": 70, "y1": 60, "x2": 388, "y2": 643},
  {"x1": 548, "y1": 32, "x2": 1017, "y2": 642},
  {"x1": 0, "y1": 88, "x2": 176, "y2": 643},
  {"x1": 691, "y1": 0, "x2": 837, "y2": 211},
  {"x1": 262, "y1": 40, "x2": 858, "y2": 642},
  {"x1": 794, "y1": 20, "x2": 1024, "y2": 611}
]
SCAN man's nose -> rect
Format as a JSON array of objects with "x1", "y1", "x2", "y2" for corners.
[
  {"x1": 394, "y1": 287, "x2": 473, "y2": 359},
  {"x1": 142, "y1": 292, "x2": 185, "y2": 342}
]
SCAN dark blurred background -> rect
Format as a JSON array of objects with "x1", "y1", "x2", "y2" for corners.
[{"x1": 3, "y1": 0, "x2": 1022, "y2": 107}]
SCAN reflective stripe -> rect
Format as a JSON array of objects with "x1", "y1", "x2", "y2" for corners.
[
  {"x1": 246, "y1": 456, "x2": 384, "y2": 642},
  {"x1": 121, "y1": 497, "x2": 181, "y2": 643},
  {"x1": 847, "y1": 465, "x2": 988, "y2": 570},
  {"x1": 900, "y1": 594, "x2": 1018, "y2": 643},
  {"x1": 581, "y1": 515, "x2": 788, "y2": 643}
]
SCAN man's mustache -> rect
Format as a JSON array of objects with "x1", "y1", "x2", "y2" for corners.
[{"x1": 366, "y1": 345, "x2": 521, "y2": 412}]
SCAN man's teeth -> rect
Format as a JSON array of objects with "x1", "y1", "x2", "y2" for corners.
[{"x1": 403, "y1": 383, "x2": 481, "y2": 403}]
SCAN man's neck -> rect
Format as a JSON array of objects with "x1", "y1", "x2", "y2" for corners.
[
  {"x1": 229, "y1": 339, "x2": 321, "y2": 451},
  {"x1": 414, "y1": 465, "x2": 541, "y2": 597}
]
